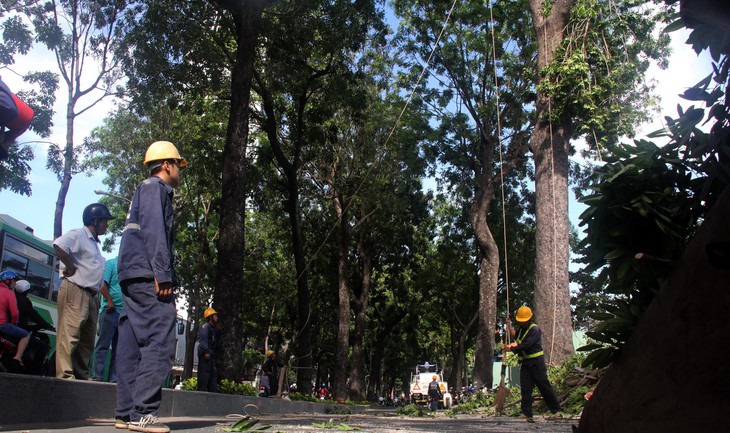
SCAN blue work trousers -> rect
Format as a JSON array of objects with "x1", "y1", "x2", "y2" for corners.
[
  {"x1": 519, "y1": 357, "x2": 561, "y2": 417},
  {"x1": 197, "y1": 356, "x2": 218, "y2": 392},
  {"x1": 92, "y1": 309, "x2": 120, "y2": 382},
  {"x1": 115, "y1": 278, "x2": 176, "y2": 421}
]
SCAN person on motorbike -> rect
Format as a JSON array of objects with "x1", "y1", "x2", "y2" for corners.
[
  {"x1": 14, "y1": 280, "x2": 54, "y2": 374},
  {"x1": 0, "y1": 270, "x2": 30, "y2": 369},
  {"x1": 14, "y1": 280, "x2": 54, "y2": 330}
]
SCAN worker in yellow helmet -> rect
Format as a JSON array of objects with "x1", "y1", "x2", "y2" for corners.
[
  {"x1": 197, "y1": 307, "x2": 220, "y2": 392},
  {"x1": 503, "y1": 306, "x2": 562, "y2": 423},
  {"x1": 262, "y1": 349, "x2": 282, "y2": 397},
  {"x1": 115, "y1": 140, "x2": 187, "y2": 433}
]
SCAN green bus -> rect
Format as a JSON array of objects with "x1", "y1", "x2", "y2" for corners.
[{"x1": 0, "y1": 214, "x2": 59, "y2": 334}]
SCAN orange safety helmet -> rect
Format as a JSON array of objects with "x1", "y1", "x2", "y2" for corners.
[
  {"x1": 204, "y1": 307, "x2": 217, "y2": 319},
  {"x1": 432, "y1": 375, "x2": 438, "y2": 380},
  {"x1": 515, "y1": 306, "x2": 533, "y2": 322}
]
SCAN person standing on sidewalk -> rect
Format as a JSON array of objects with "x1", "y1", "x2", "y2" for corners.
[
  {"x1": 91, "y1": 256, "x2": 123, "y2": 382},
  {"x1": 53, "y1": 203, "x2": 116, "y2": 380},
  {"x1": 115, "y1": 141, "x2": 186, "y2": 433},
  {"x1": 503, "y1": 306, "x2": 562, "y2": 423},
  {"x1": 197, "y1": 307, "x2": 220, "y2": 392}
]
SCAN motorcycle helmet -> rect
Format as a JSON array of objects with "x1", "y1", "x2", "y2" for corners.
[
  {"x1": 0, "y1": 270, "x2": 18, "y2": 282},
  {"x1": 82, "y1": 203, "x2": 116, "y2": 226},
  {"x1": 14, "y1": 280, "x2": 31, "y2": 293}
]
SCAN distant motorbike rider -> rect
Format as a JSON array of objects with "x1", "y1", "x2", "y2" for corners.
[{"x1": 0, "y1": 270, "x2": 29, "y2": 369}]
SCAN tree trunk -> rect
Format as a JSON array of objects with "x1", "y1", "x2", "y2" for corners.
[
  {"x1": 469, "y1": 134, "x2": 499, "y2": 389},
  {"x1": 367, "y1": 329, "x2": 386, "y2": 401},
  {"x1": 528, "y1": 0, "x2": 576, "y2": 365},
  {"x1": 452, "y1": 311, "x2": 477, "y2": 391},
  {"x1": 288, "y1": 173, "x2": 314, "y2": 392},
  {"x1": 332, "y1": 194, "x2": 351, "y2": 403},
  {"x1": 212, "y1": 0, "x2": 267, "y2": 380},
  {"x1": 54, "y1": 98, "x2": 76, "y2": 239},
  {"x1": 348, "y1": 234, "x2": 372, "y2": 402},
  {"x1": 579, "y1": 189, "x2": 730, "y2": 432}
]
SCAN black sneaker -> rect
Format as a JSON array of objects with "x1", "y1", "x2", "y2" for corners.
[
  {"x1": 128, "y1": 414, "x2": 169, "y2": 433},
  {"x1": 115, "y1": 416, "x2": 130, "y2": 429}
]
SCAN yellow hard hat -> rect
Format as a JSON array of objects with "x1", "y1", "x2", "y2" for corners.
[
  {"x1": 144, "y1": 141, "x2": 188, "y2": 167},
  {"x1": 204, "y1": 307, "x2": 217, "y2": 319},
  {"x1": 516, "y1": 306, "x2": 533, "y2": 322},
  {"x1": 266, "y1": 350, "x2": 274, "y2": 357}
]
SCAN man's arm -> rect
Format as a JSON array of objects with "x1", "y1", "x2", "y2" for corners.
[
  {"x1": 53, "y1": 245, "x2": 76, "y2": 277},
  {"x1": 137, "y1": 181, "x2": 174, "y2": 299},
  {"x1": 99, "y1": 282, "x2": 115, "y2": 311}
]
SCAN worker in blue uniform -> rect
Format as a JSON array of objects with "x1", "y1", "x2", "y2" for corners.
[{"x1": 114, "y1": 141, "x2": 187, "y2": 433}]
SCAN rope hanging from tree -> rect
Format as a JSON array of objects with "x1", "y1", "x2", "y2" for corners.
[{"x1": 487, "y1": 0, "x2": 511, "y2": 337}]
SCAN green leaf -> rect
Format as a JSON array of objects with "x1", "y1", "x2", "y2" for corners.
[{"x1": 662, "y1": 18, "x2": 685, "y2": 33}]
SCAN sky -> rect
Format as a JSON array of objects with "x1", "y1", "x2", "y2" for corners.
[{"x1": 0, "y1": 20, "x2": 714, "y2": 264}]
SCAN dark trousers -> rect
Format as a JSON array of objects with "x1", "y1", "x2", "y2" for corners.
[
  {"x1": 520, "y1": 357, "x2": 561, "y2": 417},
  {"x1": 115, "y1": 278, "x2": 176, "y2": 421},
  {"x1": 429, "y1": 394, "x2": 440, "y2": 411},
  {"x1": 197, "y1": 356, "x2": 218, "y2": 392},
  {"x1": 92, "y1": 309, "x2": 120, "y2": 382}
]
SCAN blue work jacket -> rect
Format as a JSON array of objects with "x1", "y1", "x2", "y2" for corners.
[{"x1": 117, "y1": 176, "x2": 176, "y2": 285}]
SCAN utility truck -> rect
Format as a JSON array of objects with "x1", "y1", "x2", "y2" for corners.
[{"x1": 409, "y1": 362, "x2": 448, "y2": 407}]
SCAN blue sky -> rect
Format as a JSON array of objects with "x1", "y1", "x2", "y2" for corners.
[{"x1": 0, "y1": 25, "x2": 713, "y2": 263}]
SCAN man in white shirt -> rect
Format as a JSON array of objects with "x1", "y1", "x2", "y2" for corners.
[{"x1": 53, "y1": 203, "x2": 115, "y2": 379}]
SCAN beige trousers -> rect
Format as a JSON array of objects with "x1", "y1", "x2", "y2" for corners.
[{"x1": 56, "y1": 279, "x2": 100, "y2": 379}]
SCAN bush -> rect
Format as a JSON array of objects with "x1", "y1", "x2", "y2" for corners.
[
  {"x1": 219, "y1": 379, "x2": 257, "y2": 396},
  {"x1": 396, "y1": 404, "x2": 428, "y2": 417},
  {"x1": 289, "y1": 392, "x2": 318, "y2": 402},
  {"x1": 446, "y1": 390, "x2": 494, "y2": 415},
  {"x1": 181, "y1": 378, "x2": 197, "y2": 390}
]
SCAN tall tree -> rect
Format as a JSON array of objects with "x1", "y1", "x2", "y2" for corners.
[
  {"x1": 205, "y1": 0, "x2": 275, "y2": 379},
  {"x1": 23, "y1": 0, "x2": 129, "y2": 238},
  {"x1": 393, "y1": 0, "x2": 534, "y2": 387},
  {"x1": 252, "y1": 0, "x2": 382, "y2": 394},
  {"x1": 528, "y1": 0, "x2": 670, "y2": 364}
]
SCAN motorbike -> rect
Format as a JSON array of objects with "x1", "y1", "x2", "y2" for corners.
[
  {"x1": 0, "y1": 322, "x2": 54, "y2": 375},
  {"x1": 258, "y1": 375, "x2": 270, "y2": 397}
]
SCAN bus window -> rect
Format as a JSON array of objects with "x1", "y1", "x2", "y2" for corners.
[
  {"x1": 26, "y1": 259, "x2": 53, "y2": 299},
  {"x1": 1, "y1": 249, "x2": 28, "y2": 275},
  {"x1": 4, "y1": 235, "x2": 54, "y2": 266}
]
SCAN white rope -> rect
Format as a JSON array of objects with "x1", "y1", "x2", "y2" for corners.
[{"x1": 487, "y1": 0, "x2": 511, "y2": 343}]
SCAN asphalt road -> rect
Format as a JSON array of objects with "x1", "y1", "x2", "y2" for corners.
[{"x1": 2, "y1": 413, "x2": 577, "y2": 433}]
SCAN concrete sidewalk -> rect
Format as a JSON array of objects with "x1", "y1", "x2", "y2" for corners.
[
  {"x1": 1, "y1": 414, "x2": 577, "y2": 433},
  {"x1": 0, "y1": 373, "x2": 367, "y2": 427}
]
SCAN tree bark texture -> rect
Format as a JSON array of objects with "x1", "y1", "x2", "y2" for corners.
[
  {"x1": 348, "y1": 234, "x2": 372, "y2": 402},
  {"x1": 54, "y1": 99, "x2": 75, "y2": 239},
  {"x1": 332, "y1": 194, "x2": 351, "y2": 403},
  {"x1": 469, "y1": 141, "x2": 499, "y2": 388},
  {"x1": 211, "y1": 0, "x2": 268, "y2": 380},
  {"x1": 528, "y1": 0, "x2": 576, "y2": 365},
  {"x1": 578, "y1": 189, "x2": 730, "y2": 432}
]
